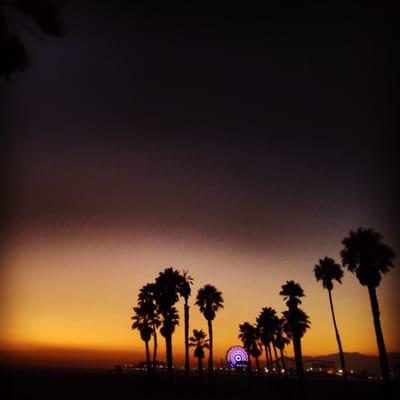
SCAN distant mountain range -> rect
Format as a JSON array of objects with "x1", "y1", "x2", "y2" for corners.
[{"x1": 295, "y1": 352, "x2": 400, "y2": 375}]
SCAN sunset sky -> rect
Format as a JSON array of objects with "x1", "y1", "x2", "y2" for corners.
[{"x1": 0, "y1": 2, "x2": 398, "y2": 368}]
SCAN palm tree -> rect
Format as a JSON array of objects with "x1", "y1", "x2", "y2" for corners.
[
  {"x1": 159, "y1": 306, "x2": 179, "y2": 370},
  {"x1": 178, "y1": 270, "x2": 193, "y2": 381},
  {"x1": 195, "y1": 284, "x2": 224, "y2": 382},
  {"x1": 280, "y1": 281, "x2": 307, "y2": 377},
  {"x1": 256, "y1": 307, "x2": 278, "y2": 371},
  {"x1": 270, "y1": 316, "x2": 282, "y2": 371},
  {"x1": 154, "y1": 267, "x2": 182, "y2": 381},
  {"x1": 138, "y1": 283, "x2": 161, "y2": 369},
  {"x1": 275, "y1": 317, "x2": 290, "y2": 373},
  {"x1": 132, "y1": 305, "x2": 153, "y2": 374},
  {"x1": 314, "y1": 257, "x2": 346, "y2": 378},
  {"x1": 239, "y1": 322, "x2": 262, "y2": 375},
  {"x1": 251, "y1": 341, "x2": 262, "y2": 375},
  {"x1": 0, "y1": 0, "x2": 65, "y2": 79},
  {"x1": 280, "y1": 280, "x2": 304, "y2": 310},
  {"x1": 341, "y1": 228, "x2": 395, "y2": 387},
  {"x1": 281, "y1": 307, "x2": 310, "y2": 378},
  {"x1": 189, "y1": 329, "x2": 209, "y2": 381}
]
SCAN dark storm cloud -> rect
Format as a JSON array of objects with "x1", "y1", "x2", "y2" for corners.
[{"x1": 2, "y1": 1, "x2": 398, "y2": 249}]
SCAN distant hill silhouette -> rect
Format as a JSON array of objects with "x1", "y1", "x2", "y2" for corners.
[{"x1": 298, "y1": 352, "x2": 400, "y2": 375}]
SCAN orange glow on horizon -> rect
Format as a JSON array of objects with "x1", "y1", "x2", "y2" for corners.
[{"x1": 1, "y1": 228, "x2": 398, "y2": 368}]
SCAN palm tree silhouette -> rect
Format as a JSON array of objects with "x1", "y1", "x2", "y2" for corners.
[
  {"x1": 159, "y1": 306, "x2": 179, "y2": 371},
  {"x1": 281, "y1": 307, "x2": 310, "y2": 378},
  {"x1": 271, "y1": 323, "x2": 282, "y2": 371},
  {"x1": 189, "y1": 329, "x2": 209, "y2": 381},
  {"x1": 251, "y1": 339, "x2": 262, "y2": 375},
  {"x1": 0, "y1": 0, "x2": 65, "y2": 79},
  {"x1": 256, "y1": 307, "x2": 279, "y2": 371},
  {"x1": 178, "y1": 270, "x2": 193, "y2": 381},
  {"x1": 314, "y1": 257, "x2": 346, "y2": 379},
  {"x1": 275, "y1": 317, "x2": 290, "y2": 373},
  {"x1": 239, "y1": 322, "x2": 262, "y2": 375},
  {"x1": 154, "y1": 267, "x2": 182, "y2": 381},
  {"x1": 280, "y1": 281, "x2": 307, "y2": 377},
  {"x1": 195, "y1": 284, "x2": 224, "y2": 383},
  {"x1": 132, "y1": 305, "x2": 153, "y2": 375},
  {"x1": 280, "y1": 280, "x2": 304, "y2": 309},
  {"x1": 138, "y1": 283, "x2": 161, "y2": 369},
  {"x1": 341, "y1": 228, "x2": 395, "y2": 388}
]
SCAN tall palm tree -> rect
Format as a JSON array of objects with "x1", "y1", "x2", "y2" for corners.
[
  {"x1": 138, "y1": 283, "x2": 161, "y2": 368},
  {"x1": 195, "y1": 284, "x2": 224, "y2": 382},
  {"x1": 280, "y1": 281, "x2": 307, "y2": 377},
  {"x1": 256, "y1": 307, "x2": 278, "y2": 371},
  {"x1": 280, "y1": 280, "x2": 304, "y2": 310},
  {"x1": 314, "y1": 257, "x2": 346, "y2": 378},
  {"x1": 275, "y1": 317, "x2": 290, "y2": 373},
  {"x1": 132, "y1": 305, "x2": 153, "y2": 375},
  {"x1": 154, "y1": 267, "x2": 182, "y2": 381},
  {"x1": 251, "y1": 340, "x2": 262, "y2": 375},
  {"x1": 189, "y1": 329, "x2": 209, "y2": 381},
  {"x1": 178, "y1": 270, "x2": 193, "y2": 381},
  {"x1": 159, "y1": 306, "x2": 179, "y2": 369},
  {"x1": 270, "y1": 316, "x2": 282, "y2": 371},
  {"x1": 281, "y1": 307, "x2": 310, "y2": 378},
  {"x1": 239, "y1": 322, "x2": 262, "y2": 375},
  {"x1": 341, "y1": 228, "x2": 395, "y2": 387}
]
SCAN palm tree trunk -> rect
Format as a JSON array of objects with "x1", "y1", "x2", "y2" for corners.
[
  {"x1": 368, "y1": 285, "x2": 391, "y2": 388},
  {"x1": 273, "y1": 343, "x2": 281, "y2": 370},
  {"x1": 328, "y1": 289, "x2": 346, "y2": 380},
  {"x1": 198, "y1": 357, "x2": 204, "y2": 381},
  {"x1": 184, "y1": 301, "x2": 190, "y2": 381},
  {"x1": 165, "y1": 333, "x2": 173, "y2": 382},
  {"x1": 152, "y1": 326, "x2": 158, "y2": 370},
  {"x1": 267, "y1": 343, "x2": 273, "y2": 371},
  {"x1": 293, "y1": 335, "x2": 304, "y2": 378},
  {"x1": 255, "y1": 356, "x2": 261, "y2": 375},
  {"x1": 264, "y1": 344, "x2": 270, "y2": 372},
  {"x1": 247, "y1": 351, "x2": 252, "y2": 376},
  {"x1": 280, "y1": 348, "x2": 287, "y2": 373},
  {"x1": 145, "y1": 339, "x2": 151, "y2": 376},
  {"x1": 207, "y1": 319, "x2": 213, "y2": 383}
]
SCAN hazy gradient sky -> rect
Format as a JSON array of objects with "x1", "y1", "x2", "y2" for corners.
[{"x1": 1, "y1": 2, "x2": 398, "y2": 368}]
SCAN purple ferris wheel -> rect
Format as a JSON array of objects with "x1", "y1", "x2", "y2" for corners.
[{"x1": 226, "y1": 346, "x2": 249, "y2": 368}]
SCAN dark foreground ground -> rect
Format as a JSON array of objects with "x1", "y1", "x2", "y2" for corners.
[{"x1": 1, "y1": 368, "x2": 398, "y2": 400}]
